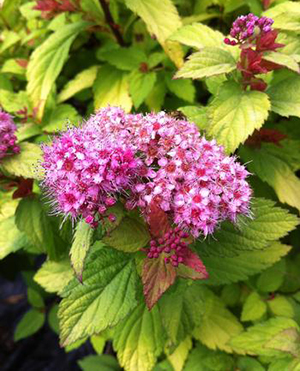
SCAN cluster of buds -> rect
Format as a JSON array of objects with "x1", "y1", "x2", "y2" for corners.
[
  {"x1": 41, "y1": 107, "x2": 252, "y2": 264},
  {"x1": 34, "y1": 0, "x2": 78, "y2": 19},
  {"x1": 147, "y1": 227, "x2": 190, "y2": 267},
  {"x1": 0, "y1": 110, "x2": 20, "y2": 160},
  {"x1": 224, "y1": 14, "x2": 284, "y2": 91}
]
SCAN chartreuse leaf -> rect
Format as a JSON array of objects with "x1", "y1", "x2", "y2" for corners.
[
  {"x1": 0, "y1": 89, "x2": 31, "y2": 113},
  {"x1": 0, "y1": 142, "x2": 42, "y2": 179},
  {"x1": 103, "y1": 216, "x2": 150, "y2": 252},
  {"x1": 230, "y1": 317, "x2": 300, "y2": 357},
  {"x1": 268, "y1": 296, "x2": 295, "y2": 318},
  {"x1": 27, "y1": 21, "x2": 90, "y2": 118},
  {"x1": 113, "y1": 303, "x2": 165, "y2": 371},
  {"x1": 167, "y1": 337, "x2": 192, "y2": 371},
  {"x1": 240, "y1": 143, "x2": 300, "y2": 212},
  {"x1": 159, "y1": 281, "x2": 205, "y2": 345},
  {"x1": 175, "y1": 48, "x2": 236, "y2": 80},
  {"x1": 207, "y1": 81, "x2": 270, "y2": 153},
  {"x1": 193, "y1": 287, "x2": 243, "y2": 353},
  {"x1": 70, "y1": 220, "x2": 94, "y2": 281},
  {"x1": 236, "y1": 356, "x2": 265, "y2": 371},
  {"x1": 15, "y1": 197, "x2": 58, "y2": 259},
  {"x1": 184, "y1": 343, "x2": 234, "y2": 371},
  {"x1": 241, "y1": 292, "x2": 267, "y2": 322},
  {"x1": 267, "y1": 75, "x2": 300, "y2": 117},
  {"x1": 58, "y1": 66, "x2": 99, "y2": 103},
  {"x1": 129, "y1": 70, "x2": 157, "y2": 109},
  {"x1": 263, "y1": 51, "x2": 299, "y2": 73},
  {"x1": 90, "y1": 334, "x2": 106, "y2": 354},
  {"x1": 59, "y1": 248, "x2": 139, "y2": 346},
  {"x1": 34, "y1": 259, "x2": 73, "y2": 294},
  {"x1": 263, "y1": 2, "x2": 300, "y2": 32},
  {"x1": 80, "y1": 0, "x2": 104, "y2": 22},
  {"x1": 78, "y1": 355, "x2": 120, "y2": 371},
  {"x1": 14, "y1": 309, "x2": 45, "y2": 341},
  {"x1": 93, "y1": 65, "x2": 132, "y2": 112},
  {"x1": 124, "y1": 0, "x2": 183, "y2": 67},
  {"x1": 169, "y1": 23, "x2": 224, "y2": 50},
  {"x1": 0, "y1": 216, "x2": 28, "y2": 259}
]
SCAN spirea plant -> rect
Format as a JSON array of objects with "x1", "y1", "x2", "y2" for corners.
[{"x1": 0, "y1": 1, "x2": 300, "y2": 370}]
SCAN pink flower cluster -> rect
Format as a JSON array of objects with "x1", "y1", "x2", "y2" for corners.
[
  {"x1": 41, "y1": 107, "x2": 252, "y2": 238},
  {"x1": 224, "y1": 14, "x2": 274, "y2": 46},
  {"x1": 0, "y1": 110, "x2": 20, "y2": 160},
  {"x1": 41, "y1": 124, "x2": 145, "y2": 227}
]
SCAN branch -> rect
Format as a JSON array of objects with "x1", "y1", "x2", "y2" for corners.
[{"x1": 99, "y1": 0, "x2": 126, "y2": 47}]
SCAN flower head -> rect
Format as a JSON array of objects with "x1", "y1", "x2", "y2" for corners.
[{"x1": 0, "y1": 110, "x2": 20, "y2": 160}]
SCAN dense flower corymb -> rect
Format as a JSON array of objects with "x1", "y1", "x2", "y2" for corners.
[
  {"x1": 224, "y1": 14, "x2": 284, "y2": 91},
  {"x1": 41, "y1": 107, "x2": 252, "y2": 240},
  {"x1": 0, "y1": 110, "x2": 20, "y2": 160}
]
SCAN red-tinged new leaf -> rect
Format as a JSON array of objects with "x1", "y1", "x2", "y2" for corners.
[
  {"x1": 142, "y1": 254, "x2": 176, "y2": 310},
  {"x1": 178, "y1": 248, "x2": 209, "y2": 280},
  {"x1": 148, "y1": 201, "x2": 171, "y2": 238}
]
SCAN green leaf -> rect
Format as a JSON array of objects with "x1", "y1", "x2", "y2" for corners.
[
  {"x1": 193, "y1": 287, "x2": 243, "y2": 353},
  {"x1": 43, "y1": 104, "x2": 80, "y2": 132},
  {"x1": 80, "y1": 0, "x2": 104, "y2": 22},
  {"x1": 129, "y1": 70, "x2": 157, "y2": 109},
  {"x1": 201, "y1": 242, "x2": 291, "y2": 286},
  {"x1": 34, "y1": 259, "x2": 73, "y2": 294},
  {"x1": 159, "y1": 281, "x2": 205, "y2": 345},
  {"x1": 48, "y1": 304, "x2": 59, "y2": 334},
  {"x1": 263, "y1": 52, "x2": 299, "y2": 73},
  {"x1": 58, "y1": 66, "x2": 99, "y2": 103},
  {"x1": 178, "y1": 106, "x2": 208, "y2": 130},
  {"x1": 240, "y1": 143, "x2": 300, "y2": 212},
  {"x1": 241, "y1": 292, "x2": 267, "y2": 322},
  {"x1": 104, "y1": 216, "x2": 150, "y2": 253},
  {"x1": 264, "y1": 3, "x2": 300, "y2": 32},
  {"x1": 175, "y1": 47, "x2": 236, "y2": 80},
  {"x1": 0, "y1": 216, "x2": 28, "y2": 259},
  {"x1": 169, "y1": 22, "x2": 224, "y2": 49},
  {"x1": 70, "y1": 220, "x2": 94, "y2": 281},
  {"x1": 124, "y1": 0, "x2": 183, "y2": 67},
  {"x1": 165, "y1": 73, "x2": 195, "y2": 103},
  {"x1": 93, "y1": 65, "x2": 132, "y2": 112},
  {"x1": 27, "y1": 21, "x2": 90, "y2": 118},
  {"x1": 230, "y1": 317, "x2": 300, "y2": 357},
  {"x1": 257, "y1": 260, "x2": 286, "y2": 293},
  {"x1": 15, "y1": 197, "x2": 56, "y2": 259},
  {"x1": 78, "y1": 355, "x2": 120, "y2": 371},
  {"x1": 207, "y1": 81, "x2": 270, "y2": 153},
  {"x1": 1, "y1": 142, "x2": 42, "y2": 179},
  {"x1": 90, "y1": 334, "x2": 106, "y2": 354},
  {"x1": 14, "y1": 308, "x2": 45, "y2": 341},
  {"x1": 16, "y1": 123, "x2": 42, "y2": 142},
  {"x1": 145, "y1": 77, "x2": 166, "y2": 111},
  {"x1": 27, "y1": 288, "x2": 45, "y2": 309},
  {"x1": 59, "y1": 248, "x2": 139, "y2": 346},
  {"x1": 100, "y1": 47, "x2": 147, "y2": 71},
  {"x1": 113, "y1": 303, "x2": 165, "y2": 371},
  {"x1": 268, "y1": 75, "x2": 300, "y2": 117},
  {"x1": 268, "y1": 296, "x2": 295, "y2": 318},
  {"x1": 184, "y1": 343, "x2": 235, "y2": 371},
  {"x1": 236, "y1": 356, "x2": 265, "y2": 371}
]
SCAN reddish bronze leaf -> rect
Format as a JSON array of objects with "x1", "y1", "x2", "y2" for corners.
[
  {"x1": 178, "y1": 248, "x2": 209, "y2": 280},
  {"x1": 148, "y1": 201, "x2": 171, "y2": 238},
  {"x1": 142, "y1": 254, "x2": 176, "y2": 310}
]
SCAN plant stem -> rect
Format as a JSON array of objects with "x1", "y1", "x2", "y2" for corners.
[{"x1": 99, "y1": 0, "x2": 126, "y2": 46}]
